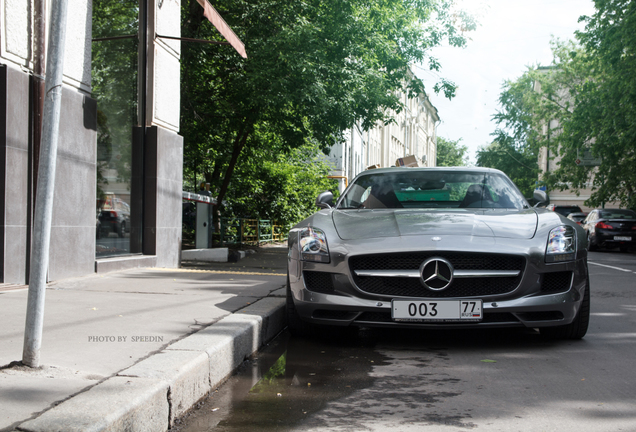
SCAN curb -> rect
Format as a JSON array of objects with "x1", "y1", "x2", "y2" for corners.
[{"x1": 16, "y1": 297, "x2": 286, "y2": 432}]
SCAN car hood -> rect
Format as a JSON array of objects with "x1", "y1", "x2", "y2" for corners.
[{"x1": 332, "y1": 209, "x2": 538, "y2": 240}]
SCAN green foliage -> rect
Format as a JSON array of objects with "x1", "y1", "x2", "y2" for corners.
[
  {"x1": 490, "y1": 0, "x2": 636, "y2": 209},
  {"x1": 92, "y1": 0, "x2": 138, "y2": 191},
  {"x1": 476, "y1": 139, "x2": 539, "y2": 198},
  {"x1": 571, "y1": 0, "x2": 636, "y2": 208},
  {"x1": 181, "y1": 0, "x2": 474, "y2": 221},
  {"x1": 223, "y1": 143, "x2": 339, "y2": 226},
  {"x1": 436, "y1": 136, "x2": 468, "y2": 166}
]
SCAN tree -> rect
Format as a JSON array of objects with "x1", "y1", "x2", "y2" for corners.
[
  {"x1": 181, "y1": 0, "x2": 475, "y2": 225},
  {"x1": 489, "y1": 43, "x2": 594, "y2": 199},
  {"x1": 223, "y1": 143, "x2": 338, "y2": 226},
  {"x1": 476, "y1": 139, "x2": 539, "y2": 198},
  {"x1": 569, "y1": 0, "x2": 636, "y2": 208},
  {"x1": 436, "y1": 137, "x2": 468, "y2": 166},
  {"x1": 490, "y1": 0, "x2": 636, "y2": 209}
]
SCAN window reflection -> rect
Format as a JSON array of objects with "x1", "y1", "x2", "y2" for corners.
[{"x1": 92, "y1": 0, "x2": 139, "y2": 257}]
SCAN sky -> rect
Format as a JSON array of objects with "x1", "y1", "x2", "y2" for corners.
[{"x1": 414, "y1": 0, "x2": 597, "y2": 163}]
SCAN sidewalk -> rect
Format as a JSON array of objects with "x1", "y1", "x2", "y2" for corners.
[{"x1": 0, "y1": 245, "x2": 288, "y2": 432}]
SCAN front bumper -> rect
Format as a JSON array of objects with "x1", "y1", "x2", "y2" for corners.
[
  {"x1": 289, "y1": 287, "x2": 583, "y2": 329},
  {"x1": 288, "y1": 238, "x2": 588, "y2": 330}
]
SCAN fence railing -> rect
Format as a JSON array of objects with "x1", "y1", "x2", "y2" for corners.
[{"x1": 216, "y1": 218, "x2": 288, "y2": 246}]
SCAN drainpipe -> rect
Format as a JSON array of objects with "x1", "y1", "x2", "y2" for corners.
[
  {"x1": 403, "y1": 92, "x2": 408, "y2": 157},
  {"x1": 23, "y1": 0, "x2": 69, "y2": 368},
  {"x1": 350, "y1": 125, "x2": 355, "y2": 179},
  {"x1": 366, "y1": 128, "x2": 370, "y2": 167}
]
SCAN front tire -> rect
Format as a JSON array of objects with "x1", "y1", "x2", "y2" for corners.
[
  {"x1": 541, "y1": 278, "x2": 590, "y2": 340},
  {"x1": 286, "y1": 273, "x2": 315, "y2": 337}
]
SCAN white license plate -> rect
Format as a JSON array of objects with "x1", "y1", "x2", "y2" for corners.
[
  {"x1": 614, "y1": 236, "x2": 632, "y2": 241},
  {"x1": 392, "y1": 299, "x2": 483, "y2": 322}
]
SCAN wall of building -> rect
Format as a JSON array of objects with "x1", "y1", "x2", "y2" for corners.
[
  {"x1": 1, "y1": 0, "x2": 184, "y2": 284},
  {"x1": 326, "y1": 82, "x2": 439, "y2": 193},
  {"x1": 1, "y1": 0, "x2": 96, "y2": 284}
]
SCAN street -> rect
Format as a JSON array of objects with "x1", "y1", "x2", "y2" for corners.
[{"x1": 174, "y1": 250, "x2": 636, "y2": 432}]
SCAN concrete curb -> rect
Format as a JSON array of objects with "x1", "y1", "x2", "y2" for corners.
[
  {"x1": 17, "y1": 297, "x2": 286, "y2": 432},
  {"x1": 181, "y1": 248, "x2": 229, "y2": 262}
]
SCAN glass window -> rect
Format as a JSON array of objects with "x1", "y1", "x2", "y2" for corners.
[{"x1": 92, "y1": 0, "x2": 140, "y2": 257}]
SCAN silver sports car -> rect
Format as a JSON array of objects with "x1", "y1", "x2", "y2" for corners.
[{"x1": 286, "y1": 167, "x2": 590, "y2": 339}]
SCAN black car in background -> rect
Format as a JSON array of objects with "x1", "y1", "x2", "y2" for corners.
[{"x1": 582, "y1": 209, "x2": 636, "y2": 252}]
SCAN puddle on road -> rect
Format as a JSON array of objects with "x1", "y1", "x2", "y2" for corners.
[
  {"x1": 171, "y1": 330, "x2": 389, "y2": 432},
  {"x1": 171, "y1": 327, "x2": 542, "y2": 432}
]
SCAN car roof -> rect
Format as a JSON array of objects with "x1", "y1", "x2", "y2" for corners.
[{"x1": 356, "y1": 166, "x2": 506, "y2": 177}]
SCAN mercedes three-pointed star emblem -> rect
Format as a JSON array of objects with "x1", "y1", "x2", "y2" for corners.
[{"x1": 419, "y1": 257, "x2": 454, "y2": 291}]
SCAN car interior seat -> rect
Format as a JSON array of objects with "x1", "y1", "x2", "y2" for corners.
[{"x1": 460, "y1": 184, "x2": 485, "y2": 208}]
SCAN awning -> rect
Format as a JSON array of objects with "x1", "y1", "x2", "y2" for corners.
[{"x1": 197, "y1": 0, "x2": 247, "y2": 58}]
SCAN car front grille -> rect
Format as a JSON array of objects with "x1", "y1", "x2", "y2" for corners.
[{"x1": 349, "y1": 252, "x2": 525, "y2": 298}]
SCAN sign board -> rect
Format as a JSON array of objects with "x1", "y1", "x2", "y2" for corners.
[{"x1": 575, "y1": 149, "x2": 602, "y2": 167}]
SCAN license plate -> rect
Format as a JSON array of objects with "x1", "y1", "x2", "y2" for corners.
[
  {"x1": 614, "y1": 236, "x2": 632, "y2": 241},
  {"x1": 392, "y1": 299, "x2": 483, "y2": 322}
]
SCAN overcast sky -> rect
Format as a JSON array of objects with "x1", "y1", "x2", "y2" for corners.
[{"x1": 415, "y1": 0, "x2": 597, "y2": 163}]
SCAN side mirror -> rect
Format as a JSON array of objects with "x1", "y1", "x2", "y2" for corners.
[
  {"x1": 316, "y1": 191, "x2": 334, "y2": 209},
  {"x1": 533, "y1": 190, "x2": 549, "y2": 208}
]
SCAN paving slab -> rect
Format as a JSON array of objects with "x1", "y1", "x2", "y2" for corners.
[
  {"x1": 0, "y1": 246, "x2": 288, "y2": 432},
  {"x1": 18, "y1": 376, "x2": 169, "y2": 432}
]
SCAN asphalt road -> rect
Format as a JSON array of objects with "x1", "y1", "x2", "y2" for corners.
[{"x1": 175, "y1": 250, "x2": 636, "y2": 432}]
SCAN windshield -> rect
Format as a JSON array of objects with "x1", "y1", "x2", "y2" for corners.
[{"x1": 337, "y1": 171, "x2": 528, "y2": 210}]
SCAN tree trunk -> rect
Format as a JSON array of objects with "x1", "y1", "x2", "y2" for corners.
[{"x1": 212, "y1": 113, "x2": 256, "y2": 236}]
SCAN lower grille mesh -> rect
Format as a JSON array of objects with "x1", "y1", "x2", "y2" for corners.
[
  {"x1": 541, "y1": 272, "x2": 572, "y2": 293},
  {"x1": 303, "y1": 271, "x2": 335, "y2": 293},
  {"x1": 349, "y1": 252, "x2": 525, "y2": 298}
]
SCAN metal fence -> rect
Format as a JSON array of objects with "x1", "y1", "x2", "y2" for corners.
[{"x1": 216, "y1": 218, "x2": 288, "y2": 246}]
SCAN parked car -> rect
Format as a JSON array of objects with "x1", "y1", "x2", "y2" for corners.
[
  {"x1": 567, "y1": 212, "x2": 588, "y2": 225},
  {"x1": 286, "y1": 167, "x2": 590, "y2": 340},
  {"x1": 582, "y1": 208, "x2": 636, "y2": 252},
  {"x1": 546, "y1": 204, "x2": 583, "y2": 217},
  {"x1": 98, "y1": 193, "x2": 131, "y2": 238}
]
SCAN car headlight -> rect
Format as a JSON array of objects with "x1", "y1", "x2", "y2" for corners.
[
  {"x1": 299, "y1": 227, "x2": 330, "y2": 263},
  {"x1": 545, "y1": 225, "x2": 576, "y2": 263}
]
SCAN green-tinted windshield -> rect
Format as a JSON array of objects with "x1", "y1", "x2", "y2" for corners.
[{"x1": 337, "y1": 171, "x2": 528, "y2": 210}]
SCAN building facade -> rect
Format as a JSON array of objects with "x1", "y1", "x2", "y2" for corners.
[
  {"x1": 1, "y1": 0, "x2": 183, "y2": 284},
  {"x1": 327, "y1": 80, "x2": 440, "y2": 192}
]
